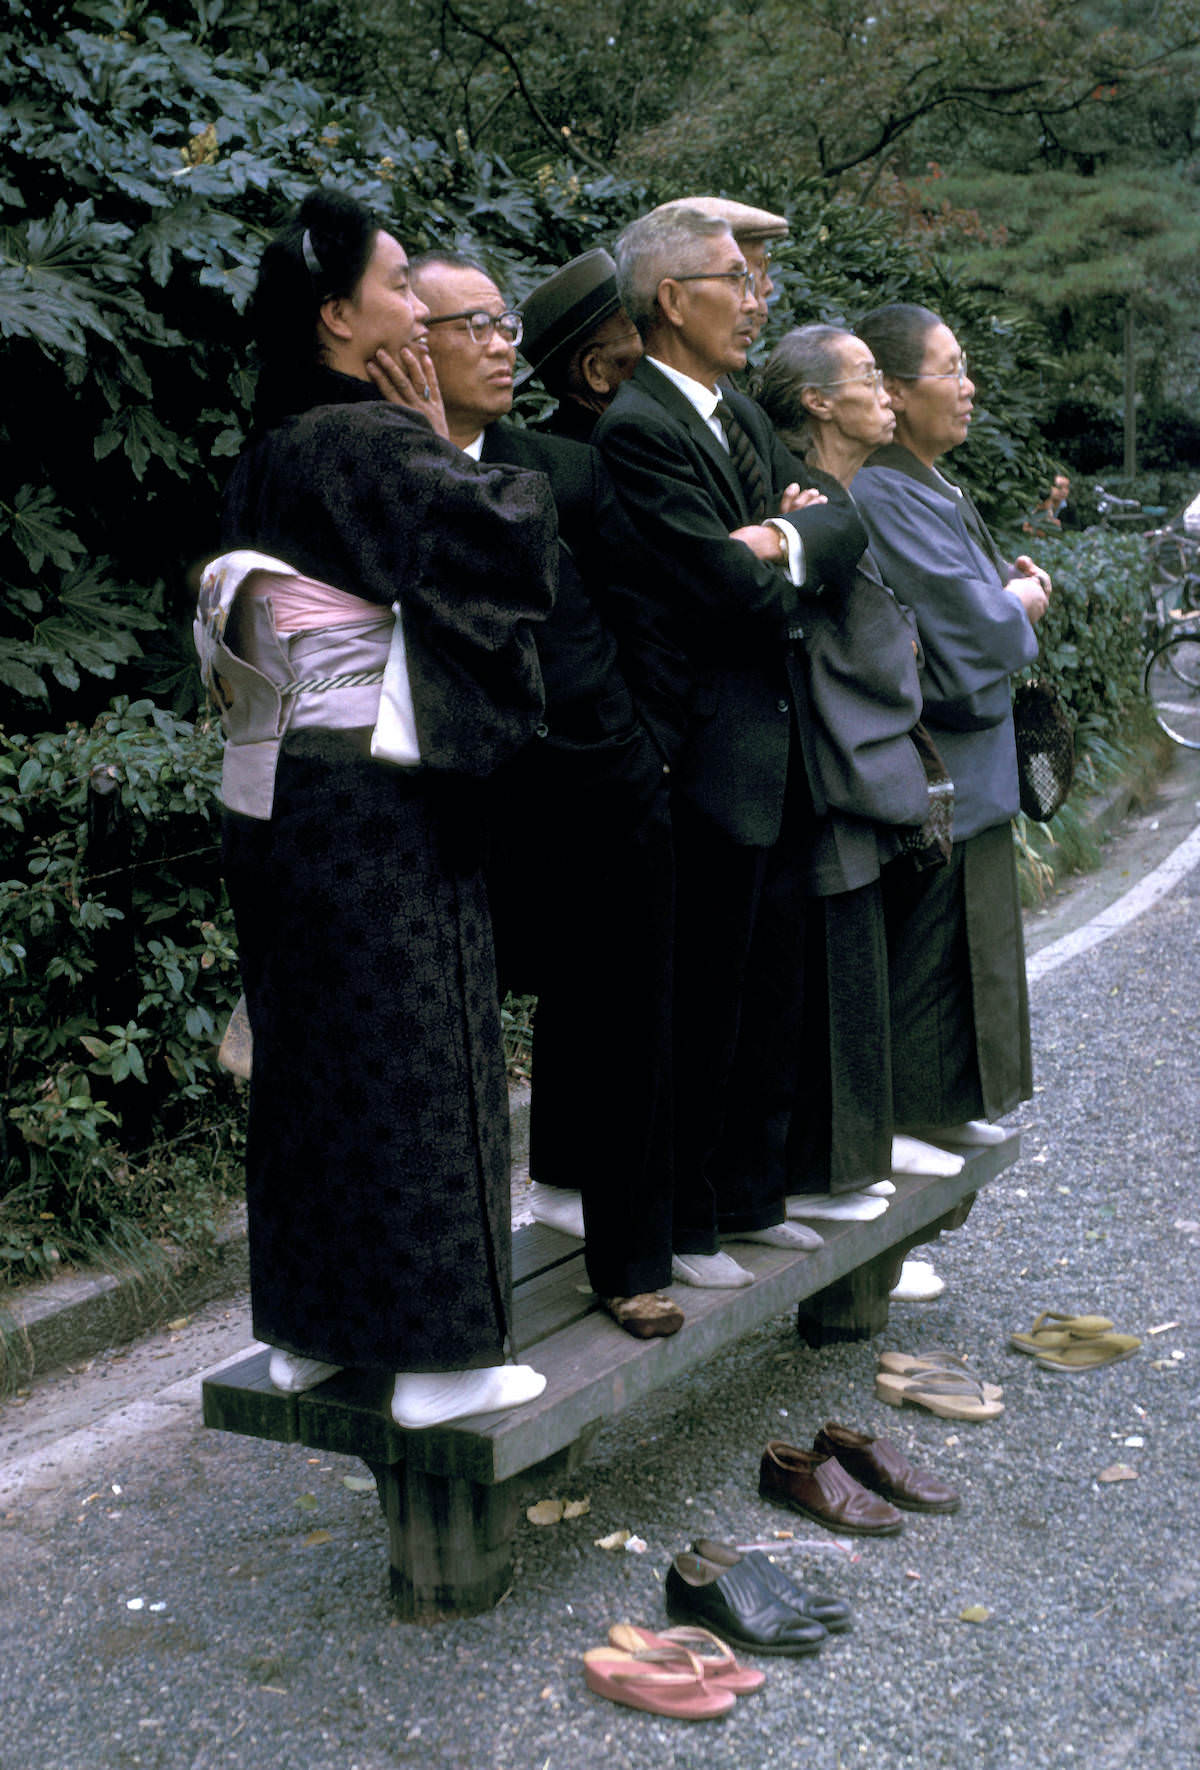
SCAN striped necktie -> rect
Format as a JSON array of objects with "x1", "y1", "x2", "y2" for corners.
[{"x1": 714, "y1": 398, "x2": 769, "y2": 522}]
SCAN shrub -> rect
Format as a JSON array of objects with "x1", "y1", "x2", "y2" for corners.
[
  {"x1": 0, "y1": 697, "x2": 242, "y2": 1282},
  {"x1": 996, "y1": 526, "x2": 1151, "y2": 749}
]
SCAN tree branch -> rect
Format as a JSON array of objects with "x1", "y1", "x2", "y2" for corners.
[{"x1": 439, "y1": 0, "x2": 612, "y2": 174}]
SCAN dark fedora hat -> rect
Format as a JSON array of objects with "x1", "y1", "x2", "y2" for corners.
[{"x1": 518, "y1": 248, "x2": 621, "y2": 381}]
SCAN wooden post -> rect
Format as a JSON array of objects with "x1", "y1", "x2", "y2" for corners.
[
  {"x1": 366, "y1": 1458, "x2": 522, "y2": 1623},
  {"x1": 795, "y1": 1194, "x2": 979, "y2": 1347}
]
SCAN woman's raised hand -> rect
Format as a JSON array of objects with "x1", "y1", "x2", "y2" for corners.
[{"x1": 366, "y1": 343, "x2": 450, "y2": 440}]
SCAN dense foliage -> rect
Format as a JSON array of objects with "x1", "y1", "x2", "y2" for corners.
[
  {"x1": 0, "y1": 0, "x2": 1171, "y2": 1277},
  {"x1": 995, "y1": 526, "x2": 1154, "y2": 746},
  {"x1": 0, "y1": 700, "x2": 241, "y2": 1279}
]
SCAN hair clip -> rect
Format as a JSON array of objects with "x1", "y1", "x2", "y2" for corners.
[{"x1": 301, "y1": 229, "x2": 323, "y2": 278}]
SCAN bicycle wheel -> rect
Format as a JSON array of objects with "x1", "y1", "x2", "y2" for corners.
[
  {"x1": 1145, "y1": 630, "x2": 1200, "y2": 746},
  {"x1": 1151, "y1": 533, "x2": 1189, "y2": 582}
]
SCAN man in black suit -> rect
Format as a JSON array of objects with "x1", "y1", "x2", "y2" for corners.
[
  {"x1": 410, "y1": 251, "x2": 680, "y2": 1338},
  {"x1": 594, "y1": 206, "x2": 868, "y2": 1286}
]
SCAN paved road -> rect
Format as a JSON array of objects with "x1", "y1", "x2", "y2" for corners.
[{"x1": 3, "y1": 749, "x2": 1199, "y2": 1770}]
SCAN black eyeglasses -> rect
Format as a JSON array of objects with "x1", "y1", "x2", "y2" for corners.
[
  {"x1": 666, "y1": 269, "x2": 757, "y2": 298},
  {"x1": 424, "y1": 308, "x2": 523, "y2": 345}
]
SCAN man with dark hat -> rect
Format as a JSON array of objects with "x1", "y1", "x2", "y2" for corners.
[{"x1": 519, "y1": 248, "x2": 643, "y2": 443}]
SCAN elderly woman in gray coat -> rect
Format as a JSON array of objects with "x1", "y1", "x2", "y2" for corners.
[{"x1": 757, "y1": 324, "x2": 960, "y2": 1223}]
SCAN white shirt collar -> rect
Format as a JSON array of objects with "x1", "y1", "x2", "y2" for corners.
[
  {"x1": 462, "y1": 431, "x2": 486, "y2": 459},
  {"x1": 647, "y1": 356, "x2": 722, "y2": 422}
]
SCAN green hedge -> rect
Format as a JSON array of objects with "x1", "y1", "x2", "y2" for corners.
[
  {"x1": 996, "y1": 526, "x2": 1152, "y2": 748},
  {"x1": 0, "y1": 700, "x2": 242, "y2": 1281}
]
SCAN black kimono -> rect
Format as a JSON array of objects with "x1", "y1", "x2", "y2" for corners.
[{"x1": 217, "y1": 369, "x2": 557, "y2": 1373}]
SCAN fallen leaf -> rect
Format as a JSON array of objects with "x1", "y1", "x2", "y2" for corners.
[
  {"x1": 166, "y1": 1317, "x2": 189, "y2": 1331},
  {"x1": 1098, "y1": 1464, "x2": 1138, "y2": 1483},
  {"x1": 595, "y1": 1529, "x2": 631, "y2": 1551},
  {"x1": 562, "y1": 1497, "x2": 591, "y2": 1519},
  {"x1": 959, "y1": 1605, "x2": 990, "y2": 1623},
  {"x1": 527, "y1": 1499, "x2": 565, "y2": 1526},
  {"x1": 295, "y1": 1493, "x2": 318, "y2": 1512},
  {"x1": 342, "y1": 1476, "x2": 375, "y2": 1494},
  {"x1": 303, "y1": 1529, "x2": 332, "y2": 1546}
]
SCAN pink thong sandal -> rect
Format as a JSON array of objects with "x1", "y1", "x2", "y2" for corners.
[
  {"x1": 608, "y1": 1623, "x2": 765, "y2": 1694},
  {"x1": 582, "y1": 1645, "x2": 736, "y2": 1719}
]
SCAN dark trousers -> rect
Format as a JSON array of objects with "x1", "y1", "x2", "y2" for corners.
[
  {"x1": 488, "y1": 726, "x2": 675, "y2": 1299},
  {"x1": 882, "y1": 839, "x2": 985, "y2": 1127},
  {"x1": 788, "y1": 879, "x2": 894, "y2": 1193},
  {"x1": 672, "y1": 769, "x2": 813, "y2": 1251}
]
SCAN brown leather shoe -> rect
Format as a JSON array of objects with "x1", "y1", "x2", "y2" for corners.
[
  {"x1": 758, "y1": 1440, "x2": 903, "y2": 1536},
  {"x1": 813, "y1": 1421, "x2": 961, "y2": 1514}
]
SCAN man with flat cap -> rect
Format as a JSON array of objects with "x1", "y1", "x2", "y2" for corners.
[
  {"x1": 595, "y1": 204, "x2": 867, "y2": 1289},
  {"x1": 519, "y1": 248, "x2": 643, "y2": 443},
  {"x1": 649, "y1": 196, "x2": 788, "y2": 346},
  {"x1": 408, "y1": 248, "x2": 680, "y2": 1340}
]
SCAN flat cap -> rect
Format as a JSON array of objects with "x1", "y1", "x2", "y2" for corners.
[
  {"x1": 649, "y1": 196, "x2": 789, "y2": 242},
  {"x1": 518, "y1": 248, "x2": 621, "y2": 379}
]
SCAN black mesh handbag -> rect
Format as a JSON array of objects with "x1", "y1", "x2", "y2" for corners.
[{"x1": 1012, "y1": 679, "x2": 1075, "y2": 822}]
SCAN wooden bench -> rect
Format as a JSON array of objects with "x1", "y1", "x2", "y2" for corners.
[{"x1": 202, "y1": 1131, "x2": 1018, "y2": 1622}]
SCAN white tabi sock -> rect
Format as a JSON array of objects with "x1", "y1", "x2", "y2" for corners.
[
  {"x1": 785, "y1": 1191, "x2": 890, "y2": 1222},
  {"x1": 390, "y1": 1365, "x2": 547, "y2": 1429},
  {"x1": 268, "y1": 1350, "x2": 343, "y2": 1393},
  {"x1": 889, "y1": 1258, "x2": 945, "y2": 1301},
  {"x1": 527, "y1": 1182, "x2": 586, "y2": 1240},
  {"x1": 724, "y1": 1222, "x2": 824, "y2": 1251},
  {"x1": 891, "y1": 1135, "x2": 965, "y2": 1177},
  {"x1": 671, "y1": 1250, "x2": 755, "y2": 1288},
  {"x1": 918, "y1": 1119, "x2": 1008, "y2": 1147}
]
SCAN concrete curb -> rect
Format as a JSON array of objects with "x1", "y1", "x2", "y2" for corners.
[
  {"x1": 0, "y1": 735, "x2": 1169, "y2": 1391},
  {"x1": 1, "y1": 1085, "x2": 532, "y2": 1391}
]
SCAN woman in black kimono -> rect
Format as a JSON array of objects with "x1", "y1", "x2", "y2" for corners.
[
  {"x1": 203, "y1": 188, "x2": 558, "y2": 1429},
  {"x1": 852, "y1": 303, "x2": 1048, "y2": 1144}
]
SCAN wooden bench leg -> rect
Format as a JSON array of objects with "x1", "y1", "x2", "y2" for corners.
[
  {"x1": 796, "y1": 1192, "x2": 980, "y2": 1349},
  {"x1": 796, "y1": 1248, "x2": 904, "y2": 1347},
  {"x1": 365, "y1": 1459, "x2": 522, "y2": 1623}
]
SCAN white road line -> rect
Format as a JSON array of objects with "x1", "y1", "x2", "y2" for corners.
[{"x1": 1027, "y1": 820, "x2": 1200, "y2": 984}]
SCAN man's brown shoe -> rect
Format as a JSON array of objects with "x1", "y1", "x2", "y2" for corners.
[
  {"x1": 812, "y1": 1422, "x2": 960, "y2": 1514},
  {"x1": 758, "y1": 1440, "x2": 903, "y2": 1536}
]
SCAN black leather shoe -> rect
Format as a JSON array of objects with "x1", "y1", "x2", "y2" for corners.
[
  {"x1": 692, "y1": 1537, "x2": 853, "y2": 1634},
  {"x1": 665, "y1": 1551, "x2": 828, "y2": 1656}
]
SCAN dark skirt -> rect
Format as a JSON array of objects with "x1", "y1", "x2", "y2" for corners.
[
  {"x1": 882, "y1": 821, "x2": 1032, "y2": 1127},
  {"x1": 222, "y1": 731, "x2": 512, "y2": 1373},
  {"x1": 788, "y1": 880, "x2": 894, "y2": 1193}
]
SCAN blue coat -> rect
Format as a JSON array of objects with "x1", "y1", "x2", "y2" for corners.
[{"x1": 853, "y1": 445, "x2": 1038, "y2": 840}]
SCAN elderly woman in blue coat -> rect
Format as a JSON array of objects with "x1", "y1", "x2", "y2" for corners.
[{"x1": 851, "y1": 303, "x2": 1049, "y2": 1146}]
